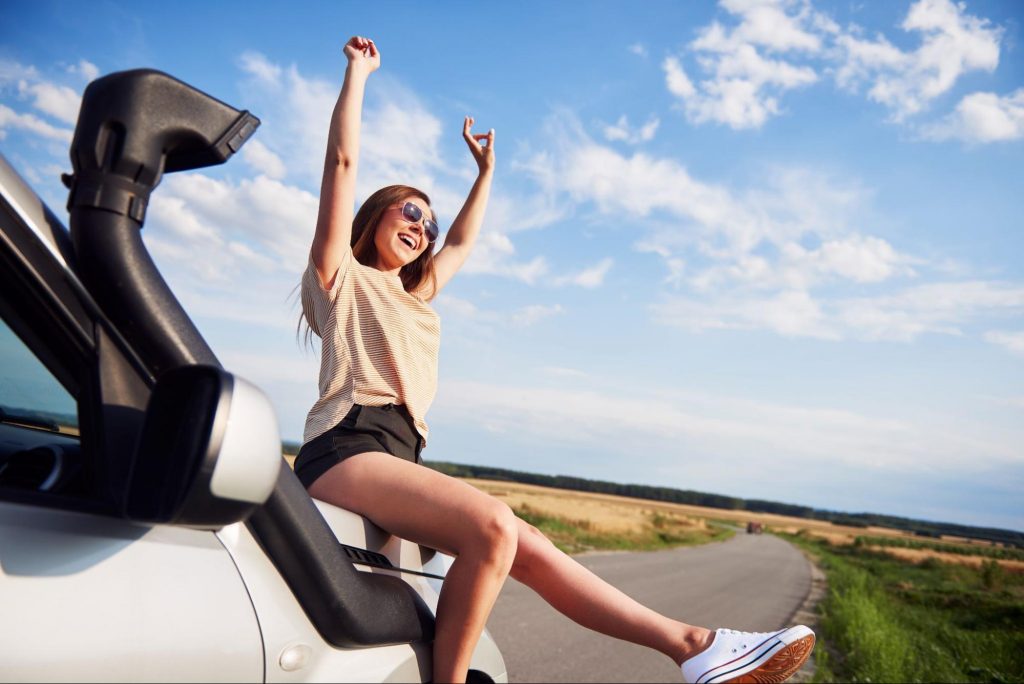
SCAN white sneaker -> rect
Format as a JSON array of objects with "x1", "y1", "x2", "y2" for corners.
[{"x1": 680, "y1": 625, "x2": 815, "y2": 683}]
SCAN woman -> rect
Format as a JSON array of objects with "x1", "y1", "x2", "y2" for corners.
[{"x1": 295, "y1": 36, "x2": 815, "y2": 684}]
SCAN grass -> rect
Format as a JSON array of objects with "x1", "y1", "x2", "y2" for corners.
[
  {"x1": 512, "y1": 503, "x2": 734, "y2": 554},
  {"x1": 782, "y1": 532, "x2": 1024, "y2": 683}
]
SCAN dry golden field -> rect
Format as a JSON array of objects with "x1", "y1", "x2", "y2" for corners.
[
  {"x1": 863, "y1": 545, "x2": 1024, "y2": 572},
  {"x1": 465, "y1": 477, "x2": 893, "y2": 537},
  {"x1": 465, "y1": 478, "x2": 713, "y2": 535},
  {"x1": 464, "y1": 478, "x2": 1024, "y2": 571}
]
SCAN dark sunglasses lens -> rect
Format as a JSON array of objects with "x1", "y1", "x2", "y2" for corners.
[
  {"x1": 402, "y1": 202, "x2": 422, "y2": 222},
  {"x1": 424, "y1": 220, "x2": 439, "y2": 243}
]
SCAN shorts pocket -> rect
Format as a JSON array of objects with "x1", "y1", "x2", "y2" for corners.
[{"x1": 337, "y1": 404, "x2": 363, "y2": 429}]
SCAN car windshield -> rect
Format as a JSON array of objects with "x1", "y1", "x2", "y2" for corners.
[{"x1": 0, "y1": 319, "x2": 78, "y2": 435}]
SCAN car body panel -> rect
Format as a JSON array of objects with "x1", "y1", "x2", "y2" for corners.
[
  {"x1": 0, "y1": 500, "x2": 264, "y2": 682},
  {"x1": 217, "y1": 504, "x2": 508, "y2": 683}
]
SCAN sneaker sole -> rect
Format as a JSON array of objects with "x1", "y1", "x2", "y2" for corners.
[{"x1": 721, "y1": 633, "x2": 815, "y2": 683}]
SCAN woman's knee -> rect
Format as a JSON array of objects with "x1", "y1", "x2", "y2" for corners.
[
  {"x1": 510, "y1": 521, "x2": 555, "y2": 582},
  {"x1": 464, "y1": 500, "x2": 519, "y2": 566}
]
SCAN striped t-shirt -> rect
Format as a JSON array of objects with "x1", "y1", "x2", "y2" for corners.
[{"x1": 300, "y1": 246, "x2": 440, "y2": 447}]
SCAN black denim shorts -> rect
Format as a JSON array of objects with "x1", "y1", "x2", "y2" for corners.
[{"x1": 293, "y1": 403, "x2": 424, "y2": 489}]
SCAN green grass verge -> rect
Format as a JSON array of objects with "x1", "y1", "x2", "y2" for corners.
[
  {"x1": 781, "y1": 532, "x2": 1024, "y2": 683},
  {"x1": 512, "y1": 504, "x2": 735, "y2": 554}
]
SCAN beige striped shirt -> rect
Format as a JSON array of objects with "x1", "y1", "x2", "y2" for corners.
[{"x1": 300, "y1": 247, "x2": 440, "y2": 447}]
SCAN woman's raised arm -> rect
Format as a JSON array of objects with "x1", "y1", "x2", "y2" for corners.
[
  {"x1": 310, "y1": 36, "x2": 379, "y2": 290},
  {"x1": 431, "y1": 117, "x2": 495, "y2": 295}
]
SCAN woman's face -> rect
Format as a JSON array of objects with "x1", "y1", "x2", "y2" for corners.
[{"x1": 373, "y1": 196, "x2": 433, "y2": 271}]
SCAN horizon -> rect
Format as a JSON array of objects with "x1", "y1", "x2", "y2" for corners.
[
  {"x1": 2, "y1": 0, "x2": 1022, "y2": 532},
  {"x1": 425, "y1": 460, "x2": 1024, "y2": 537}
]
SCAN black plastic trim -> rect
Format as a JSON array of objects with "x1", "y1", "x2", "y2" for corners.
[
  {"x1": 340, "y1": 543, "x2": 446, "y2": 581},
  {"x1": 248, "y1": 463, "x2": 435, "y2": 648}
]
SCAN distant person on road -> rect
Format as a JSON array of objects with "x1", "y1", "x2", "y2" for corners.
[{"x1": 294, "y1": 35, "x2": 816, "y2": 684}]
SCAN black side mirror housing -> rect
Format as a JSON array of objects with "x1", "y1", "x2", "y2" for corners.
[{"x1": 124, "y1": 365, "x2": 280, "y2": 529}]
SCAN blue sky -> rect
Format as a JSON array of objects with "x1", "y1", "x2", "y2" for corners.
[{"x1": 2, "y1": 0, "x2": 1022, "y2": 531}]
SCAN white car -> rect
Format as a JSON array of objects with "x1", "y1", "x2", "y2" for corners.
[{"x1": 0, "y1": 68, "x2": 506, "y2": 683}]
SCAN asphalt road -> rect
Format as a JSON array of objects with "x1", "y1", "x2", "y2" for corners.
[{"x1": 485, "y1": 533, "x2": 812, "y2": 683}]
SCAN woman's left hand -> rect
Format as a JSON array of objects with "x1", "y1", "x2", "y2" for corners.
[{"x1": 463, "y1": 117, "x2": 495, "y2": 174}]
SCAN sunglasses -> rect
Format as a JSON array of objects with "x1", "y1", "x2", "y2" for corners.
[{"x1": 399, "y1": 202, "x2": 440, "y2": 243}]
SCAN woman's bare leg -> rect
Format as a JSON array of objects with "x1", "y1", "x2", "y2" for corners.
[
  {"x1": 509, "y1": 518, "x2": 713, "y2": 666},
  {"x1": 308, "y1": 456, "x2": 712, "y2": 679},
  {"x1": 308, "y1": 453, "x2": 520, "y2": 683}
]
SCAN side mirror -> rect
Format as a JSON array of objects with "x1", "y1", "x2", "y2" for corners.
[{"x1": 124, "y1": 365, "x2": 280, "y2": 529}]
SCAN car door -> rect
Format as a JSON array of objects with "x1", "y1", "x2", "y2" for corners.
[{"x1": 0, "y1": 153, "x2": 265, "y2": 683}]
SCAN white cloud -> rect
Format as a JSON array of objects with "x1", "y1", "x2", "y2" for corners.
[
  {"x1": 142, "y1": 171, "x2": 320, "y2": 344},
  {"x1": 654, "y1": 289, "x2": 839, "y2": 339},
  {"x1": 655, "y1": 280, "x2": 1024, "y2": 342},
  {"x1": 241, "y1": 139, "x2": 287, "y2": 179},
  {"x1": 833, "y1": 30, "x2": 909, "y2": 92},
  {"x1": 602, "y1": 114, "x2": 660, "y2": 144},
  {"x1": 636, "y1": 240, "x2": 688, "y2": 287},
  {"x1": 67, "y1": 59, "x2": 99, "y2": 82},
  {"x1": 922, "y1": 88, "x2": 1024, "y2": 143},
  {"x1": 984, "y1": 330, "x2": 1024, "y2": 356},
  {"x1": 0, "y1": 59, "x2": 38, "y2": 85},
  {"x1": 0, "y1": 104, "x2": 73, "y2": 142},
  {"x1": 629, "y1": 43, "x2": 648, "y2": 58},
  {"x1": 839, "y1": 281, "x2": 1024, "y2": 341},
  {"x1": 554, "y1": 257, "x2": 613, "y2": 289},
  {"x1": 434, "y1": 294, "x2": 482, "y2": 320},
  {"x1": 460, "y1": 230, "x2": 548, "y2": 284},
  {"x1": 708, "y1": 0, "x2": 825, "y2": 53},
  {"x1": 0, "y1": 59, "x2": 85, "y2": 138},
  {"x1": 511, "y1": 304, "x2": 564, "y2": 327},
  {"x1": 483, "y1": 190, "x2": 566, "y2": 234},
  {"x1": 659, "y1": 0, "x2": 1007, "y2": 134},
  {"x1": 240, "y1": 58, "x2": 335, "y2": 186},
  {"x1": 663, "y1": 0, "x2": 823, "y2": 129},
  {"x1": 834, "y1": 0, "x2": 1002, "y2": 121},
  {"x1": 547, "y1": 136, "x2": 748, "y2": 237},
  {"x1": 238, "y1": 51, "x2": 282, "y2": 87},
  {"x1": 433, "y1": 295, "x2": 563, "y2": 330},
  {"x1": 692, "y1": 235, "x2": 912, "y2": 292},
  {"x1": 1, "y1": 58, "x2": 83, "y2": 125},
  {"x1": 358, "y1": 87, "x2": 447, "y2": 198},
  {"x1": 525, "y1": 115, "x2": 874, "y2": 257},
  {"x1": 800, "y1": 235, "x2": 908, "y2": 283},
  {"x1": 147, "y1": 172, "x2": 318, "y2": 283},
  {"x1": 20, "y1": 81, "x2": 81, "y2": 125},
  {"x1": 663, "y1": 57, "x2": 696, "y2": 99}
]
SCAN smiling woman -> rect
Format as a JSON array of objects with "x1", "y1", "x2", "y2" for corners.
[{"x1": 288, "y1": 35, "x2": 816, "y2": 684}]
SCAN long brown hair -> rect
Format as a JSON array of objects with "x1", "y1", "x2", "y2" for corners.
[{"x1": 297, "y1": 185, "x2": 438, "y2": 344}]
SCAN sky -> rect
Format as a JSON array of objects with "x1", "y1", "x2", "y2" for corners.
[{"x1": 1, "y1": 0, "x2": 1022, "y2": 532}]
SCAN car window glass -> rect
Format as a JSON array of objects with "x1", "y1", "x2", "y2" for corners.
[{"x1": 0, "y1": 318, "x2": 78, "y2": 435}]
